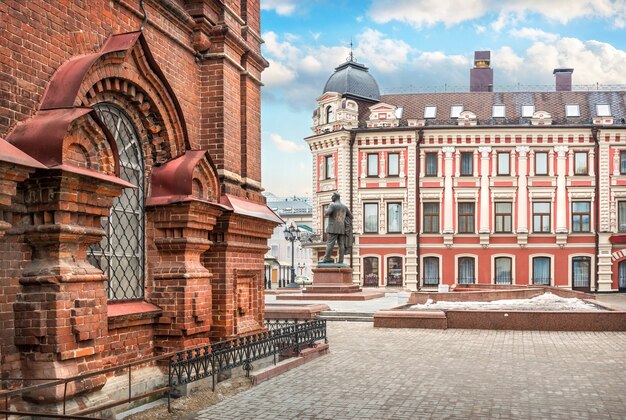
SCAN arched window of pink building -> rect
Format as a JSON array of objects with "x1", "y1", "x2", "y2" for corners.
[
  {"x1": 363, "y1": 257, "x2": 379, "y2": 287},
  {"x1": 458, "y1": 257, "x2": 475, "y2": 284},
  {"x1": 495, "y1": 257, "x2": 512, "y2": 284}
]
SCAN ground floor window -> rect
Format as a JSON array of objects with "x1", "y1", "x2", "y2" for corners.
[
  {"x1": 572, "y1": 256, "x2": 591, "y2": 289},
  {"x1": 458, "y1": 257, "x2": 475, "y2": 284},
  {"x1": 387, "y1": 256, "x2": 403, "y2": 286},
  {"x1": 619, "y1": 260, "x2": 626, "y2": 290},
  {"x1": 494, "y1": 257, "x2": 512, "y2": 284},
  {"x1": 363, "y1": 257, "x2": 379, "y2": 287},
  {"x1": 532, "y1": 257, "x2": 551, "y2": 285},
  {"x1": 423, "y1": 257, "x2": 439, "y2": 286}
]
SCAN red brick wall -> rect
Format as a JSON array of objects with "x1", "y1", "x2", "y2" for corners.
[{"x1": 0, "y1": 0, "x2": 272, "y2": 394}]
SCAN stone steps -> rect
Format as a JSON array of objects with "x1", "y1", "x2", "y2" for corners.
[{"x1": 319, "y1": 311, "x2": 374, "y2": 322}]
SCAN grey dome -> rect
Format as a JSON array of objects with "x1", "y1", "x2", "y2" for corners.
[{"x1": 323, "y1": 61, "x2": 380, "y2": 102}]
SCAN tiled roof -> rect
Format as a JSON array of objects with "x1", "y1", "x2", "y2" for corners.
[{"x1": 376, "y1": 91, "x2": 626, "y2": 125}]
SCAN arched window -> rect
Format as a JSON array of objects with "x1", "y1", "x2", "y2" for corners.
[
  {"x1": 532, "y1": 257, "x2": 550, "y2": 285},
  {"x1": 88, "y1": 103, "x2": 145, "y2": 300},
  {"x1": 458, "y1": 257, "x2": 475, "y2": 284},
  {"x1": 363, "y1": 257, "x2": 379, "y2": 287},
  {"x1": 423, "y1": 257, "x2": 439, "y2": 286},
  {"x1": 494, "y1": 257, "x2": 512, "y2": 284},
  {"x1": 325, "y1": 105, "x2": 334, "y2": 124},
  {"x1": 619, "y1": 260, "x2": 626, "y2": 291},
  {"x1": 387, "y1": 256, "x2": 403, "y2": 287},
  {"x1": 572, "y1": 256, "x2": 591, "y2": 290}
]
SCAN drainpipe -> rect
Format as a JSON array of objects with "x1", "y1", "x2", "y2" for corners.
[
  {"x1": 349, "y1": 130, "x2": 356, "y2": 269},
  {"x1": 592, "y1": 126, "x2": 599, "y2": 291},
  {"x1": 416, "y1": 128, "x2": 424, "y2": 289}
]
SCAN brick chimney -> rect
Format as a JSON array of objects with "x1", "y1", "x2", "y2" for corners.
[
  {"x1": 470, "y1": 51, "x2": 493, "y2": 92},
  {"x1": 553, "y1": 68, "x2": 574, "y2": 91}
]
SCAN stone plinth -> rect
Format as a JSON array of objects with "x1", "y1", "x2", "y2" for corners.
[
  {"x1": 276, "y1": 265, "x2": 385, "y2": 301},
  {"x1": 305, "y1": 266, "x2": 359, "y2": 294}
]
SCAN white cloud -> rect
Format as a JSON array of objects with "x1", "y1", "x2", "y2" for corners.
[
  {"x1": 268, "y1": 133, "x2": 306, "y2": 153},
  {"x1": 474, "y1": 24, "x2": 486, "y2": 34},
  {"x1": 368, "y1": 0, "x2": 488, "y2": 28},
  {"x1": 355, "y1": 29, "x2": 412, "y2": 73},
  {"x1": 368, "y1": 0, "x2": 626, "y2": 29},
  {"x1": 509, "y1": 27, "x2": 559, "y2": 42},
  {"x1": 263, "y1": 59, "x2": 297, "y2": 87},
  {"x1": 310, "y1": 31, "x2": 321, "y2": 41},
  {"x1": 418, "y1": 51, "x2": 469, "y2": 67},
  {"x1": 261, "y1": 0, "x2": 297, "y2": 16},
  {"x1": 493, "y1": 38, "x2": 626, "y2": 86}
]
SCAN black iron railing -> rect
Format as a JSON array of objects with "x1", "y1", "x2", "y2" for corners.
[
  {"x1": 169, "y1": 319, "x2": 327, "y2": 390},
  {"x1": 0, "y1": 319, "x2": 327, "y2": 419}
]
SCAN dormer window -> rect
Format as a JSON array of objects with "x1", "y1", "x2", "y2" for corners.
[
  {"x1": 451, "y1": 105, "x2": 463, "y2": 118},
  {"x1": 325, "y1": 105, "x2": 334, "y2": 123},
  {"x1": 424, "y1": 106, "x2": 437, "y2": 119},
  {"x1": 492, "y1": 105, "x2": 505, "y2": 118},
  {"x1": 597, "y1": 104, "x2": 611, "y2": 117},
  {"x1": 565, "y1": 104, "x2": 580, "y2": 117},
  {"x1": 521, "y1": 105, "x2": 535, "y2": 117}
]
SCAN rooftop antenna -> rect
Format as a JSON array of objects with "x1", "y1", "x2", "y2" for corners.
[{"x1": 347, "y1": 38, "x2": 356, "y2": 62}]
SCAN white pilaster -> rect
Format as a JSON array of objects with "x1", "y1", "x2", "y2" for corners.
[
  {"x1": 491, "y1": 149, "x2": 497, "y2": 177},
  {"x1": 510, "y1": 149, "x2": 516, "y2": 177},
  {"x1": 555, "y1": 145, "x2": 569, "y2": 233},
  {"x1": 419, "y1": 150, "x2": 425, "y2": 177},
  {"x1": 443, "y1": 147, "x2": 455, "y2": 234},
  {"x1": 437, "y1": 150, "x2": 443, "y2": 177},
  {"x1": 589, "y1": 149, "x2": 595, "y2": 176},
  {"x1": 473, "y1": 150, "x2": 479, "y2": 177},
  {"x1": 549, "y1": 149, "x2": 555, "y2": 176},
  {"x1": 612, "y1": 147, "x2": 620, "y2": 176},
  {"x1": 529, "y1": 150, "x2": 535, "y2": 177},
  {"x1": 568, "y1": 149, "x2": 574, "y2": 177},
  {"x1": 479, "y1": 146, "x2": 491, "y2": 233},
  {"x1": 454, "y1": 149, "x2": 460, "y2": 178},
  {"x1": 516, "y1": 146, "x2": 530, "y2": 233}
]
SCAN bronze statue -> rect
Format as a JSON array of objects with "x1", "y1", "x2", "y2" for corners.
[{"x1": 322, "y1": 192, "x2": 353, "y2": 264}]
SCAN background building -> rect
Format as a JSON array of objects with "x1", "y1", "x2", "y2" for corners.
[
  {"x1": 266, "y1": 195, "x2": 313, "y2": 285},
  {"x1": 307, "y1": 51, "x2": 626, "y2": 293},
  {"x1": 0, "y1": 0, "x2": 278, "y2": 404}
]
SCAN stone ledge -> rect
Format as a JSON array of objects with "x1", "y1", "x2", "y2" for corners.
[
  {"x1": 108, "y1": 301, "x2": 162, "y2": 330},
  {"x1": 250, "y1": 343, "x2": 329, "y2": 385},
  {"x1": 374, "y1": 310, "x2": 447, "y2": 329},
  {"x1": 265, "y1": 303, "x2": 330, "y2": 320}
]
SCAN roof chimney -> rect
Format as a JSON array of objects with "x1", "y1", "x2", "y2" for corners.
[
  {"x1": 553, "y1": 68, "x2": 573, "y2": 92},
  {"x1": 470, "y1": 51, "x2": 493, "y2": 92}
]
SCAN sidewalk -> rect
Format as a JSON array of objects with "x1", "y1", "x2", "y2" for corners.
[{"x1": 265, "y1": 291, "x2": 411, "y2": 313}]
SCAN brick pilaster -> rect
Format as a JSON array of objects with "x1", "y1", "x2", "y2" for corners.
[
  {"x1": 14, "y1": 170, "x2": 124, "y2": 402},
  {"x1": 147, "y1": 200, "x2": 222, "y2": 352}
]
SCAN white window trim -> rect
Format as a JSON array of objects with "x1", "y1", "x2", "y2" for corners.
[
  {"x1": 565, "y1": 104, "x2": 580, "y2": 117},
  {"x1": 568, "y1": 253, "x2": 595, "y2": 290},
  {"x1": 528, "y1": 254, "x2": 554, "y2": 286},
  {"x1": 454, "y1": 254, "x2": 478, "y2": 285},
  {"x1": 385, "y1": 254, "x2": 405, "y2": 287},
  {"x1": 491, "y1": 254, "x2": 516, "y2": 285},
  {"x1": 424, "y1": 105, "x2": 437, "y2": 119},
  {"x1": 521, "y1": 105, "x2": 535, "y2": 117},
  {"x1": 420, "y1": 254, "x2": 442, "y2": 287},
  {"x1": 596, "y1": 104, "x2": 611, "y2": 117},
  {"x1": 450, "y1": 105, "x2": 464, "y2": 119},
  {"x1": 362, "y1": 255, "x2": 381, "y2": 287},
  {"x1": 492, "y1": 105, "x2": 505, "y2": 118}
]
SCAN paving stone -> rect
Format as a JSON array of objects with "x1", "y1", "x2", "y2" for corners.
[{"x1": 196, "y1": 322, "x2": 626, "y2": 419}]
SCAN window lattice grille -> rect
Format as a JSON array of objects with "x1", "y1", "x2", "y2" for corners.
[{"x1": 88, "y1": 103, "x2": 145, "y2": 300}]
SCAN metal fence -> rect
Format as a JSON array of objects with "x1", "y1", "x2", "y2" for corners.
[{"x1": 0, "y1": 319, "x2": 327, "y2": 419}]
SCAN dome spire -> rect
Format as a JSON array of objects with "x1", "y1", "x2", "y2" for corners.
[{"x1": 347, "y1": 38, "x2": 356, "y2": 63}]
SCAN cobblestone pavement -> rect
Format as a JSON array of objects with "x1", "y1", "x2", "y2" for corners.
[{"x1": 196, "y1": 322, "x2": 626, "y2": 420}]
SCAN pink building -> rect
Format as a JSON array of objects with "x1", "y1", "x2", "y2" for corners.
[{"x1": 307, "y1": 51, "x2": 626, "y2": 293}]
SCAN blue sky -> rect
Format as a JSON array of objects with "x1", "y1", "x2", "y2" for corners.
[{"x1": 259, "y1": 0, "x2": 626, "y2": 197}]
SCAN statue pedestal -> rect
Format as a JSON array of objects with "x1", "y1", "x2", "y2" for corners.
[
  {"x1": 304, "y1": 266, "x2": 360, "y2": 294},
  {"x1": 276, "y1": 264, "x2": 385, "y2": 301}
]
